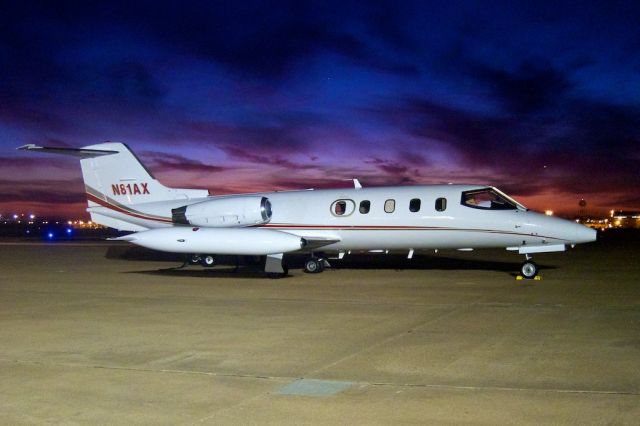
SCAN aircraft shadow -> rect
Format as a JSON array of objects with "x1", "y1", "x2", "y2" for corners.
[
  {"x1": 125, "y1": 266, "x2": 273, "y2": 280},
  {"x1": 117, "y1": 251, "x2": 556, "y2": 279},
  {"x1": 293, "y1": 254, "x2": 556, "y2": 276}
]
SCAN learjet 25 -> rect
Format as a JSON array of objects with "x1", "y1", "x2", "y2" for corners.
[{"x1": 19, "y1": 142, "x2": 596, "y2": 278}]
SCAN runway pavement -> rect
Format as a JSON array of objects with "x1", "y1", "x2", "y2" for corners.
[{"x1": 1, "y1": 234, "x2": 639, "y2": 424}]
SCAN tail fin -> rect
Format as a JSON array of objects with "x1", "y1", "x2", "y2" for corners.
[
  {"x1": 18, "y1": 142, "x2": 209, "y2": 229},
  {"x1": 20, "y1": 142, "x2": 209, "y2": 205}
]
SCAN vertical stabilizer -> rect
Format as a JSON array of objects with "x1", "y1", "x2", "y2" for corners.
[
  {"x1": 18, "y1": 142, "x2": 210, "y2": 230},
  {"x1": 78, "y1": 142, "x2": 209, "y2": 206}
]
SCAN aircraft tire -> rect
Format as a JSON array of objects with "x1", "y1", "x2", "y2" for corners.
[
  {"x1": 200, "y1": 255, "x2": 217, "y2": 267},
  {"x1": 188, "y1": 254, "x2": 201, "y2": 265},
  {"x1": 304, "y1": 258, "x2": 322, "y2": 273},
  {"x1": 521, "y1": 261, "x2": 538, "y2": 279}
]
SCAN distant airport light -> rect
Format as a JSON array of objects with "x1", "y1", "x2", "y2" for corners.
[
  {"x1": 47, "y1": 232, "x2": 54, "y2": 239},
  {"x1": 13, "y1": 214, "x2": 18, "y2": 219},
  {"x1": 29, "y1": 214, "x2": 35, "y2": 219},
  {"x1": 545, "y1": 210, "x2": 554, "y2": 216},
  {"x1": 66, "y1": 228, "x2": 72, "y2": 235}
]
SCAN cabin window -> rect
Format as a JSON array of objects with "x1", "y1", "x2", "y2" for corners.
[
  {"x1": 409, "y1": 198, "x2": 421, "y2": 212},
  {"x1": 384, "y1": 199, "x2": 396, "y2": 213},
  {"x1": 461, "y1": 188, "x2": 518, "y2": 210},
  {"x1": 359, "y1": 200, "x2": 371, "y2": 214},
  {"x1": 331, "y1": 199, "x2": 356, "y2": 216},
  {"x1": 435, "y1": 197, "x2": 447, "y2": 212}
]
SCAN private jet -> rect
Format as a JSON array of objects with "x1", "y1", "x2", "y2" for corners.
[{"x1": 19, "y1": 142, "x2": 596, "y2": 278}]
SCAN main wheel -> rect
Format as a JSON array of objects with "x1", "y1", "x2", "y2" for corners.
[
  {"x1": 188, "y1": 254, "x2": 201, "y2": 265},
  {"x1": 200, "y1": 255, "x2": 217, "y2": 267},
  {"x1": 521, "y1": 261, "x2": 538, "y2": 279},
  {"x1": 304, "y1": 258, "x2": 321, "y2": 273}
]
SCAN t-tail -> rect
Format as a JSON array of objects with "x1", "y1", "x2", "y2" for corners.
[{"x1": 18, "y1": 142, "x2": 209, "y2": 231}]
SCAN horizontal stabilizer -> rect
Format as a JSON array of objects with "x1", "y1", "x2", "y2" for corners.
[{"x1": 17, "y1": 144, "x2": 118, "y2": 158}]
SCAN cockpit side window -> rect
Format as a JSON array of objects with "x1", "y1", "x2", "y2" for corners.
[{"x1": 461, "y1": 188, "x2": 518, "y2": 210}]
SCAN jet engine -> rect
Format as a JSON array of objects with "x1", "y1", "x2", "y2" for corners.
[{"x1": 172, "y1": 196, "x2": 272, "y2": 227}]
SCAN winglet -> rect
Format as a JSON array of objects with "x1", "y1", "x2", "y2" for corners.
[{"x1": 353, "y1": 178, "x2": 362, "y2": 189}]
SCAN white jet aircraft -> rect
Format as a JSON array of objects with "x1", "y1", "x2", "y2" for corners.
[{"x1": 19, "y1": 142, "x2": 596, "y2": 278}]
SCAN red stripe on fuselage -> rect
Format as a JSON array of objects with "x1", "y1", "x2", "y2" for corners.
[
  {"x1": 86, "y1": 193, "x2": 173, "y2": 223},
  {"x1": 258, "y1": 223, "x2": 565, "y2": 241}
]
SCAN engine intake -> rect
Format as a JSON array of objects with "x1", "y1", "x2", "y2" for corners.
[{"x1": 172, "y1": 196, "x2": 272, "y2": 227}]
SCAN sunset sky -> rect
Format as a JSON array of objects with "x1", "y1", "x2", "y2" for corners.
[{"x1": 1, "y1": 1, "x2": 639, "y2": 218}]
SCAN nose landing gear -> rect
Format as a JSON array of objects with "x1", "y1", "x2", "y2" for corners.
[
  {"x1": 520, "y1": 260, "x2": 538, "y2": 279},
  {"x1": 519, "y1": 254, "x2": 539, "y2": 279}
]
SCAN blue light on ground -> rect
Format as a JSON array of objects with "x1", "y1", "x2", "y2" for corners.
[
  {"x1": 47, "y1": 232, "x2": 54, "y2": 239},
  {"x1": 66, "y1": 228, "x2": 72, "y2": 235}
]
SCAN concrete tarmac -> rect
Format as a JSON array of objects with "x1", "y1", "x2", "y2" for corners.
[{"x1": 1, "y1": 235, "x2": 639, "y2": 425}]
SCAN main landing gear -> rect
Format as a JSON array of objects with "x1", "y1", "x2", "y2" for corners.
[
  {"x1": 187, "y1": 254, "x2": 217, "y2": 267},
  {"x1": 304, "y1": 258, "x2": 325, "y2": 273}
]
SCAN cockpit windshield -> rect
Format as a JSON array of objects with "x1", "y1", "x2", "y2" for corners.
[{"x1": 461, "y1": 187, "x2": 526, "y2": 211}]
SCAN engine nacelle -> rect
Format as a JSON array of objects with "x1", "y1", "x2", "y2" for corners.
[{"x1": 172, "y1": 196, "x2": 272, "y2": 227}]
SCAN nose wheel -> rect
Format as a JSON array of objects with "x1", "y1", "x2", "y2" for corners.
[{"x1": 520, "y1": 260, "x2": 539, "y2": 279}]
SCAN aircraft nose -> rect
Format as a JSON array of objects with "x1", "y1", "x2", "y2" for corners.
[{"x1": 574, "y1": 224, "x2": 597, "y2": 244}]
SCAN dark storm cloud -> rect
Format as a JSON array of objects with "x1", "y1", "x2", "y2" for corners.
[
  {"x1": 130, "y1": 1, "x2": 421, "y2": 78},
  {"x1": 270, "y1": 173, "x2": 419, "y2": 190},
  {"x1": 106, "y1": 61, "x2": 167, "y2": 101},
  {"x1": 368, "y1": 64, "x2": 639, "y2": 198},
  {"x1": 0, "y1": 103, "x2": 73, "y2": 134},
  {"x1": 0, "y1": 1, "x2": 419, "y2": 87},
  {"x1": 468, "y1": 60, "x2": 572, "y2": 114},
  {"x1": 365, "y1": 158, "x2": 409, "y2": 175},
  {"x1": 396, "y1": 151, "x2": 430, "y2": 167},
  {"x1": 182, "y1": 119, "x2": 311, "y2": 151},
  {"x1": 141, "y1": 152, "x2": 226, "y2": 174},
  {"x1": 222, "y1": 146, "x2": 315, "y2": 171},
  {"x1": 269, "y1": 177, "x2": 355, "y2": 190},
  {"x1": 609, "y1": 194, "x2": 640, "y2": 207},
  {"x1": 391, "y1": 98, "x2": 530, "y2": 168},
  {"x1": 0, "y1": 179, "x2": 84, "y2": 204},
  {"x1": 0, "y1": 155, "x2": 71, "y2": 169}
]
